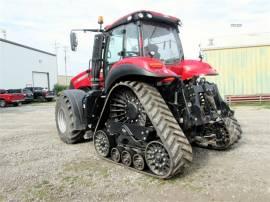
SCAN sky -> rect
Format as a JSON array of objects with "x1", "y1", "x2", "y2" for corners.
[{"x1": 1, "y1": 0, "x2": 270, "y2": 76}]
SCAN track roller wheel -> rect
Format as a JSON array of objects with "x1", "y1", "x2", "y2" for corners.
[
  {"x1": 111, "y1": 147, "x2": 123, "y2": 163},
  {"x1": 145, "y1": 141, "x2": 171, "y2": 177},
  {"x1": 121, "y1": 150, "x2": 133, "y2": 167},
  {"x1": 133, "y1": 154, "x2": 145, "y2": 171},
  {"x1": 94, "y1": 130, "x2": 112, "y2": 157}
]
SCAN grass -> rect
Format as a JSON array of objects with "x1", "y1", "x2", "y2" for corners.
[
  {"x1": 231, "y1": 101, "x2": 270, "y2": 109},
  {"x1": 23, "y1": 180, "x2": 65, "y2": 202},
  {"x1": 134, "y1": 170, "x2": 205, "y2": 193},
  {"x1": 63, "y1": 160, "x2": 109, "y2": 177},
  {"x1": 0, "y1": 195, "x2": 4, "y2": 202}
]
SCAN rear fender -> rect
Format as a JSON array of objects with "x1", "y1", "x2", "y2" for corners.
[
  {"x1": 180, "y1": 60, "x2": 218, "y2": 80},
  {"x1": 105, "y1": 57, "x2": 177, "y2": 92},
  {"x1": 62, "y1": 90, "x2": 87, "y2": 130}
]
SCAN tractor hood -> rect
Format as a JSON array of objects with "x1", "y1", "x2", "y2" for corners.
[{"x1": 167, "y1": 59, "x2": 218, "y2": 80}]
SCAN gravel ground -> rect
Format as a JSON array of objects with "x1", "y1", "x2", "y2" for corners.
[{"x1": 0, "y1": 102, "x2": 270, "y2": 202}]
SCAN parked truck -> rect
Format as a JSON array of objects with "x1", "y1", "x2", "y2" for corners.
[
  {"x1": 0, "y1": 89, "x2": 25, "y2": 107},
  {"x1": 7, "y1": 89, "x2": 34, "y2": 103},
  {"x1": 24, "y1": 87, "x2": 55, "y2": 102}
]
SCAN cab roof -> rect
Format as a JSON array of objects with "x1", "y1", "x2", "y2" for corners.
[{"x1": 105, "y1": 10, "x2": 181, "y2": 31}]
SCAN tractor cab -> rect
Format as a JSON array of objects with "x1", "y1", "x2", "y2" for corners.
[
  {"x1": 104, "y1": 11, "x2": 184, "y2": 67},
  {"x1": 70, "y1": 11, "x2": 185, "y2": 88},
  {"x1": 103, "y1": 11, "x2": 185, "y2": 78}
]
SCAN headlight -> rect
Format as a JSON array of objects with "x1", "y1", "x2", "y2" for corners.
[
  {"x1": 138, "y1": 13, "x2": 144, "y2": 18},
  {"x1": 127, "y1": 15, "x2": 132, "y2": 21},
  {"x1": 146, "y1": 13, "x2": 152, "y2": 18}
]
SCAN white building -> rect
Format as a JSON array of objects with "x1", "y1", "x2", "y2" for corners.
[{"x1": 0, "y1": 38, "x2": 57, "y2": 90}]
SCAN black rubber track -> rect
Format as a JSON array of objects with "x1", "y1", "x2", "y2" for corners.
[
  {"x1": 95, "y1": 81, "x2": 193, "y2": 179},
  {"x1": 203, "y1": 116, "x2": 242, "y2": 150},
  {"x1": 224, "y1": 117, "x2": 242, "y2": 145}
]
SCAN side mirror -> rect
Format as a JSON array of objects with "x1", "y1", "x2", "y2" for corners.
[{"x1": 70, "y1": 32, "x2": 78, "y2": 51}]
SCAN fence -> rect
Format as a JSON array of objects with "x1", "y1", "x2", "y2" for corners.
[{"x1": 225, "y1": 94, "x2": 270, "y2": 104}]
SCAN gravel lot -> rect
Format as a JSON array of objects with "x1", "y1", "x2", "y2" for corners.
[{"x1": 0, "y1": 102, "x2": 270, "y2": 202}]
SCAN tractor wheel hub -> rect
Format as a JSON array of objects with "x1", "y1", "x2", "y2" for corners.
[{"x1": 126, "y1": 102, "x2": 139, "y2": 120}]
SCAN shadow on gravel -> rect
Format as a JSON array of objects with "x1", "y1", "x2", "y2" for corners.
[{"x1": 169, "y1": 146, "x2": 210, "y2": 181}]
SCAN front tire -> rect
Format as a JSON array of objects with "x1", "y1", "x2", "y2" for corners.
[
  {"x1": 46, "y1": 98, "x2": 53, "y2": 102},
  {"x1": 0, "y1": 100, "x2": 6, "y2": 108},
  {"x1": 13, "y1": 102, "x2": 22, "y2": 107},
  {"x1": 55, "y1": 94, "x2": 84, "y2": 144}
]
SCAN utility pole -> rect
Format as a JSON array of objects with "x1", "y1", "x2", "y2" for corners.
[
  {"x1": 53, "y1": 42, "x2": 69, "y2": 86},
  {"x1": 54, "y1": 41, "x2": 60, "y2": 84},
  {"x1": 63, "y1": 46, "x2": 68, "y2": 86}
]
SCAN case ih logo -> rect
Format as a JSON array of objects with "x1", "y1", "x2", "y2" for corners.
[
  {"x1": 230, "y1": 24, "x2": 242, "y2": 27},
  {"x1": 74, "y1": 74, "x2": 88, "y2": 83}
]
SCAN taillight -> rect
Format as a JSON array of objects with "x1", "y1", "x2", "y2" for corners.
[
  {"x1": 161, "y1": 77, "x2": 175, "y2": 83},
  {"x1": 148, "y1": 62, "x2": 163, "y2": 69}
]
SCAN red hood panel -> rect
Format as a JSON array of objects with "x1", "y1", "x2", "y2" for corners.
[
  {"x1": 112, "y1": 57, "x2": 177, "y2": 77},
  {"x1": 167, "y1": 59, "x2": 218, "y2": 80},
  {"x1": 71, "y1": 69, "x2": 104, "y2": 89}
]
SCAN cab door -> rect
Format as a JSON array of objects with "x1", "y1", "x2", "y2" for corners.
[
  {"x1": 104, "y1": 25, "x2": 125, "y2": 78},
  {"x1": 103, "y1": 23, "x2": 140, "y2": 78}
]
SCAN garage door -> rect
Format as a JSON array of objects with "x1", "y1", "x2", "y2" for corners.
[{"x1": 32, "y1": 71, "x2": 49, "y2": 89}]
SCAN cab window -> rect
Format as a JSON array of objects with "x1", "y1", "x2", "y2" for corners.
[
  {"x1": 106, "y1": 26, "x2": 124, "y2": 64},
  {"x1": 125, "y1": 23, "x2": 139, "y2": 57}
]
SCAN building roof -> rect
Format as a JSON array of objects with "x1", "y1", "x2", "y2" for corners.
[
  {"x1": 202, "y1": 43, "x2": 270, "y2": 51},
  {"x1": 0, "y1": 38, "x2": 56, "y2": 56},
  {"x1": 201, "y1": 32, "x2": 270, "y2": 51}
]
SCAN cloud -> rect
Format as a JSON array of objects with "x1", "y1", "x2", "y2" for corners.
[{"x1": 0, "y1": 0, "x2": 270, "y2": 75}]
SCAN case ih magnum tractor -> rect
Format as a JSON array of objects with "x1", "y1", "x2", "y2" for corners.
[{"x1": 55, "y1": 10, "x2": 242, "y2": 179}]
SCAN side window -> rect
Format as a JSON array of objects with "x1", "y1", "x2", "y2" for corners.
[
  {"x1": 107, "y1": 26, "x2": 124, "y2": 64},
  {"x1": 125, "y1": 23, "x2": 139, "y2": 56}
]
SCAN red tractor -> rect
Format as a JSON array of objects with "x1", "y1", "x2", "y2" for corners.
[{"x1": 55, "y1": 10, "x2": 242, "y2": 179}]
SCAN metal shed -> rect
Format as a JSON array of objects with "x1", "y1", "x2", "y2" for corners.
[
  {"x1": 203, "y1": 44, "x2": 270, "y2": 97},
  {"x1": 0, "y1": 38, "x2": 57, "y2": 90}
]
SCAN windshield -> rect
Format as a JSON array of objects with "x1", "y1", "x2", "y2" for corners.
[
  {"x1": 142, "y1": 22, "x2": 184, "y2": 64},
  {"x1": 7, "y1": 89, "x2": 22, "y2": 93}
]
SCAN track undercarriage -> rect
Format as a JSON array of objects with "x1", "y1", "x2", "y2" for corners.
[
  {"x1": 94, "y1": 81, "x2": 192, "y2": 179},
  {"x1": 93, "y1": 80, "x2": 242, "y2": 178}
]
